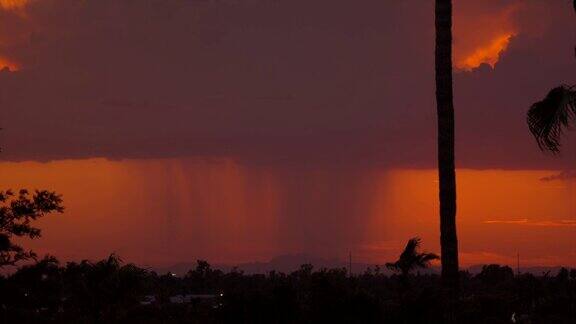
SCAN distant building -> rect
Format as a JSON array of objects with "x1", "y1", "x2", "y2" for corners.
[
  {"x1": 141, "y1": 293, "x2": 223, "y2": 306},
  {"x1": 169, "y1": 294, "x2": 217, "y2": 304},
  {"x1": 140, "y1": 295, "x2": 157, "y2": 305}
]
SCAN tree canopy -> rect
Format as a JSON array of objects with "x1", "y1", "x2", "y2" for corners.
[{"x1": 0, "y1": 189, "x2": 63, "y2": 267}]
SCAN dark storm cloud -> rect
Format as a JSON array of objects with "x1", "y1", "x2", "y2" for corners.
[{"x1": 0, "y1": 0, "x2": 574, "y2": 168}]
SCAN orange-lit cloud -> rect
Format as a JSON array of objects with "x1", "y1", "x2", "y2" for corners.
[
  {"x1": 456, "y1": 33, "x2": 515, "y2": 71},
  {"x1": 484, "y1": 219, "x2": 576, "y2": 227},
  {"x1": 0, "y1": 0, "x2": 28, "y2": 11},
  {"x1": 454, "y1": 2, "x2": 521, "y2": 71},
  {"x1": 540, "y1": 170, "x2": 576, "y2": 182},
  {"x1": 0, "y1": 57, "x2": 19, "y2": 71},
  {"x1": 0, "y1": 0, "x2": 29, "y2": 71},
  {"x1": 483, "y1": 218, "x2": 529, "y2": 225}
]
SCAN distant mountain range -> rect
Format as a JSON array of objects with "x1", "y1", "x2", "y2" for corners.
[
  {"x1": 157, "y1": 254, "x2": 388, "y2": 276},
  {"x1": 156, "y1": 254, "x2": 570, "y2": 277}
]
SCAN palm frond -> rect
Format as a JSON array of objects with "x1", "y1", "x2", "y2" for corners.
[
  {"x1": 387, "y1": 237, "x2": 440, "y2": 275},
  {"x1": 399, "y1": 237, "x2": 421, "y2": 260},
  {"x1": 527, "y1": 85, "x2": 576, "y2": 153},
  {"x1": 385, "y1": 262, "x2": 399, "y2": 271},
  {"x1": 415, "y1": 252, "x2": 440, "y2": 268}
]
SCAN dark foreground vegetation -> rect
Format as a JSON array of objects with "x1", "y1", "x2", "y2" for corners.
[
  {"x1": 1, "y1": 189, "x2": 574, "y2": 323},
  {"x1": 0, "y1": 256, "x2": 575, "y2": 324}
]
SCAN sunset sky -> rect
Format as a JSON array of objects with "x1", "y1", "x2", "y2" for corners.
[{"x1": 0, "y1": 0, "x2": 574, "y2": 269}]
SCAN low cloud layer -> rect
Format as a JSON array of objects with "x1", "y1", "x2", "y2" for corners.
[
  {"x1": 484, "y1": 219, "x2": 576, "y2": 227},
  {"x1": 540, "y1": 170, "x2": 576, "y2": 182},
  {"x1": 0, "y1": 0, "x2": 574, "y2": 168}
]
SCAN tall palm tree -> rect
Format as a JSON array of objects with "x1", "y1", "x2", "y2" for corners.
[
  {"x1": 527, "y1": 3, "x2": 575, "y2": 153},
  {"x1": 435, "y1": 0, "x2": 459, "y2": 288},
  {"x1": 527, "y1": 85, "x2": 576, "y2": 153}
]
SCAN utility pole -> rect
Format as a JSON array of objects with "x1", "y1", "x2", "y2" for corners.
[
  {"x1": 349, "y1": 251, "x2": 352, "y2": 277},
  {"x1": 517, "y1": 252, "x2": 520, "y2": 276}
]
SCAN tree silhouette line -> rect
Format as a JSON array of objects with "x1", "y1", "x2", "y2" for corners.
[{"x1": 1, "y1": 248, "x2": 575, "y2": 323}]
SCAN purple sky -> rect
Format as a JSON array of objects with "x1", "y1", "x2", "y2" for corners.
[{"x1": 0, "y1": 0, "x2": 574, "y2": 167}]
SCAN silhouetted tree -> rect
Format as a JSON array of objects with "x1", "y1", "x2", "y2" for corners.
[
  {"x1": 183, "y1": 260, "x2": 225, "y2": 295},
  {"x1": 386, "y1": 237, "x2": 439, "y2": 278},
  {"x1": 62, "y1": 254, "x2": 148, "y2": 321},
  {"x1": 477, "y1": 264, "x2": 514, "y2": 285},
  {"x1": 435, "y1": 0, "x2": 459, "y2": 288},
  {"x1": 527, "y1": 5, "x2": 575, "y2": 153},
  {"x1": 0, "y1": 189, "x2": 63, "y2": 267}
]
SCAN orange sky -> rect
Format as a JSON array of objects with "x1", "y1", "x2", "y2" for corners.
[{"x1": 2, "y1": 159, "x2": 574, "y2": 268}]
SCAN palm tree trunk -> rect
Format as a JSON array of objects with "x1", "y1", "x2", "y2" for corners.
[{"x1": 435, "y1": 0, "x2": 459, "y2": 288}]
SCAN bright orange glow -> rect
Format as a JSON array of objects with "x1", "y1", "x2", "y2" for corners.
[
  {"x1": 367, "y1": 169, "x2": 576, "y2": 267},
  {"x1": 0, "y1": 159, "x2": 282, "y2": 265},
  {"x1": 0, "y1": 57, "x2": 19, "y2": 71},
  {"x1": 456, "y1": 33, "x2": 514, "y2": 71},
  {"x1": 1, "y1": 160, "x2": 574, "y2": 268},
  {"x1": 453, "y1": 1, "x2": 521, "y2": 72},
  {"x1": 0, "y1": 0, "x2": 28, "y2": 11}
]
